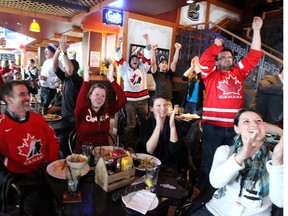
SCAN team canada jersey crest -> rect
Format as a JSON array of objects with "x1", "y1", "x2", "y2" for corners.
[
  {"x1": 18, "y1": 133, "x2": 43, "y2": 160},
  {"x1": 129, "y1": 70, "x2": 143, "y2": 87},
  {"x1": 217, "y1": 74, "x2": 242, "y2": 95}
]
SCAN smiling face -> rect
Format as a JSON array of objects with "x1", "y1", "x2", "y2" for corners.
[
  {"x1": 159, "y1": 60, "x2": 168, "y2": 72},
  {"x1": 89, "y1": 87, "x2": 106, "y2": 111},
  {"x1": 130, "y1": 57, "x2": 139, "y2": 69},
  {"x1": 234, "y1": 111, "x2": 266, "y2": 143},
  {"x1": 217, "y1": 51, "x2": 233, "y2": 71},
  {"x1": 5, "y1": 84, "x2": 31, "y2": 114},
  {"x1": 151, "y1": 98, "x2": 168, "y2": 118}
]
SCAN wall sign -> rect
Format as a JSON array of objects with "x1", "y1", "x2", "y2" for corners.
[
  {"x1": 103, "y1": 9, "x2": 123, "y2": 26},
  {"x1": 187, "y1": 4, "x2": 200, "y2": 21},
  {"x1": 90, "y1": 51, "x2": 100, "y2": 67}
]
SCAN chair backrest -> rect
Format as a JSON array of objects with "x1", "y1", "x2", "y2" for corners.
[
  {"x1": 68, "y1": 128, "x2": 116, "y2": 154},
  {"x1": 68, "y1": 128, "x2": 77, "y2": 154},
  {"x1": 108, "y1": 133, "x2": 116, "y2": 146}
]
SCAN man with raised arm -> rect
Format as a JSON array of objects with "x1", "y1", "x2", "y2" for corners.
[
  {"x1": 198, "y1": 16, "x2": 264, "y2": 195},
  {"x1": 115, "y1": 34, "x2": 151, "y2": 146}
]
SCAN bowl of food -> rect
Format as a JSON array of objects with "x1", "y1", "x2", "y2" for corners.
[{"x1": 66, "y1": 154, "x2": 88, "y2": 170}]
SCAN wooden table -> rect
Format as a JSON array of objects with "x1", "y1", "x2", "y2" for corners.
[{"x1": 43, "y1": 165, "x2": 187, "y2": 216}]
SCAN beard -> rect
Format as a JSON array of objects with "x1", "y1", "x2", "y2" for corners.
[{"x1": 218, "y1": 62, "x2": 233, "y2": 71}]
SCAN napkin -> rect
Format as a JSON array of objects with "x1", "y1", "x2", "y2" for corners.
[{"x1": 123, "y1": 189, "x2": 156, "y2": 215}]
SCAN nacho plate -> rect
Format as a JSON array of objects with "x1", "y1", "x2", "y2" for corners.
[{"x1": 43, "y1": 114, "x2": 62, "y2": 122}]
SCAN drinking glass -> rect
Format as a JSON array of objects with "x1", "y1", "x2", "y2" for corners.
[
  {"x1": 81, "y1": 142, "x2": 93, "y2": 163},
  {"x1": 66, "y1": 168, "x2": 80, "y2": 198},
  {"x1": 145, "y1": 165, "x2": 160, "y2": 193}
]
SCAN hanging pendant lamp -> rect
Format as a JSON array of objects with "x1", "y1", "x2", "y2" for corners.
[
  {"x1": 29, "y1": 19, "x2": 40, "y2": 32},
  {"x1": 19, "y1": 43, "x2": 25, "y2": 50}
]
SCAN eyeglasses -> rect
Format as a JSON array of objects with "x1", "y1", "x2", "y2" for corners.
[{"x1": 218, "y1": 56, "x2": 233, "y2": 61}]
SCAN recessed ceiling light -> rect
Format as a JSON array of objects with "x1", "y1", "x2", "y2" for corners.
[{"x1": 187, "y1": 0, "x2": 194, "y2": 3}]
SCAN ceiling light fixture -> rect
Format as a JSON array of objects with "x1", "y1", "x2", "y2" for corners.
[
  {"x1": 29, "y1": 19, "x2": 40, "y2": 32},
  {"x1": 18, "y1": 10, "x2": 25, "y2": 50},
  {"x1": 187, "y1": 0, "x2": 194, "y2": 4},
  {"x1": 19, "y1": 43, "x2": 25, "y2": 50}
]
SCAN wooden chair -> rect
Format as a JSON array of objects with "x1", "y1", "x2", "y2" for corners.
[{"x1": 68, "y1": 128, "x2": 117, "y2": 154}]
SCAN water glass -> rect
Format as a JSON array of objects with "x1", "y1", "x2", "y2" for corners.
[
  {"x1": 66, "y1": 168, "x2": 80, "y2": 198},
  {"x1": 82, "y1": 142, "x2": 93, "y2": 162},
  {"x1": 145, "y1": 166, "x2": 160, "y2": 192}
]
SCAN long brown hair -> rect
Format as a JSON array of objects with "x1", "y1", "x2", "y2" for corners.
[{"x1": 87, "y1": 83, "x2": 108, "y2": 116}]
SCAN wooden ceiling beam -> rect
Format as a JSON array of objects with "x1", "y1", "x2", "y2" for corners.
[
  {"x1": 72, "y1": 26, "x2": 83, "y2": 33},
  {"x1": 25, "y1": 47, "x2": 38, "y2": 52},
  {"x1": 33, "y1": 43, "x2": 47, "y2": 47},
  {"x1": 41, "y1": 39, "x2": 59, "y2": 44},
  {"x1": 54, "y1": 34, "x2": 82, "y2": 42}
]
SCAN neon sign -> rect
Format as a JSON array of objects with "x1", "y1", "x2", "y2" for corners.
[{"x1": 103, "y1": 9, "x2": 123, "y2": 26}]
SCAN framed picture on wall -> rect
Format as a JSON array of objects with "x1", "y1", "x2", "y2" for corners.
[{"x1": 129, "y1": 44, "x2": 169, "y2": 64}]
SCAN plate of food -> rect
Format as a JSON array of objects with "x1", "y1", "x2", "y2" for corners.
[
  {"x1": 42, "y1": 114, "x2": 62, "y2": 122},
  {"x1": 130, "y1": 153, "x2": 161, "y2": 171},
  {"x1": 46, "y1": 159, "x2": 90, "y2": 179}
]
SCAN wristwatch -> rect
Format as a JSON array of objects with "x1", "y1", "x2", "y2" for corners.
[{"x1": 62, "y1": 52, "x2": 67, "y2": 55}]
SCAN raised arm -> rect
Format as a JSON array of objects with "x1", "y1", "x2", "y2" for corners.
[
  {"x1": 108, "y1": 64, "x2": 127, "y2": 114},
  {"x1": 59, "y1": 36, "x2": 74, "y2": 75},
  {"x1": 52, "y1": 47, "x2": 61, "y2": 72},
  {"x1": 107, "y1": 62, "x2": 115, "y2": 83},
  {"x1": 183, "y1": 56, "x2": 200, "y2": 78},
  {"x1": 116, "y1": 36, "x2": 123, "y2": 52},
  {"x1": 83, "y1": 66, "x2": 90, "y2": 82},
  {"x1": 170, "y1": 43, "x2": 182, "y2": 72},
  {"x1": 150, "y1": 44, "x2": 158, "y2": 73},
  {"x1": 143, "y1": 33, "x2": 151, "y2": 50},
  {"x1": 250, "y1": 16, "x2": 263, "y2": 51}
]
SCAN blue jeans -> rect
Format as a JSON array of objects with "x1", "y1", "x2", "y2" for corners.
[
  {"x1": 184, "y1": 101, "x2": 202, "y2": 115},
  {"x1": 199, "y1": 123, "x2": 235, "y2": 191},
  {"x1": 40, "y1": 87, "x2": 57, "y2": 113}
]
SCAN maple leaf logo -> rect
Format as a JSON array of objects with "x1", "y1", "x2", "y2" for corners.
[
  {"x1": 18, "y1": 133, "x2": 42, "y2": 160},
  {"x1": 129, "y1": 71, "x2": 142, "y2": 87},
  {"x1": 129, "y1": 73, "x2": 137, "y2": 84},
  {"x1": 217, "y1": 74, "x2": 242, "y2": 95}
]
